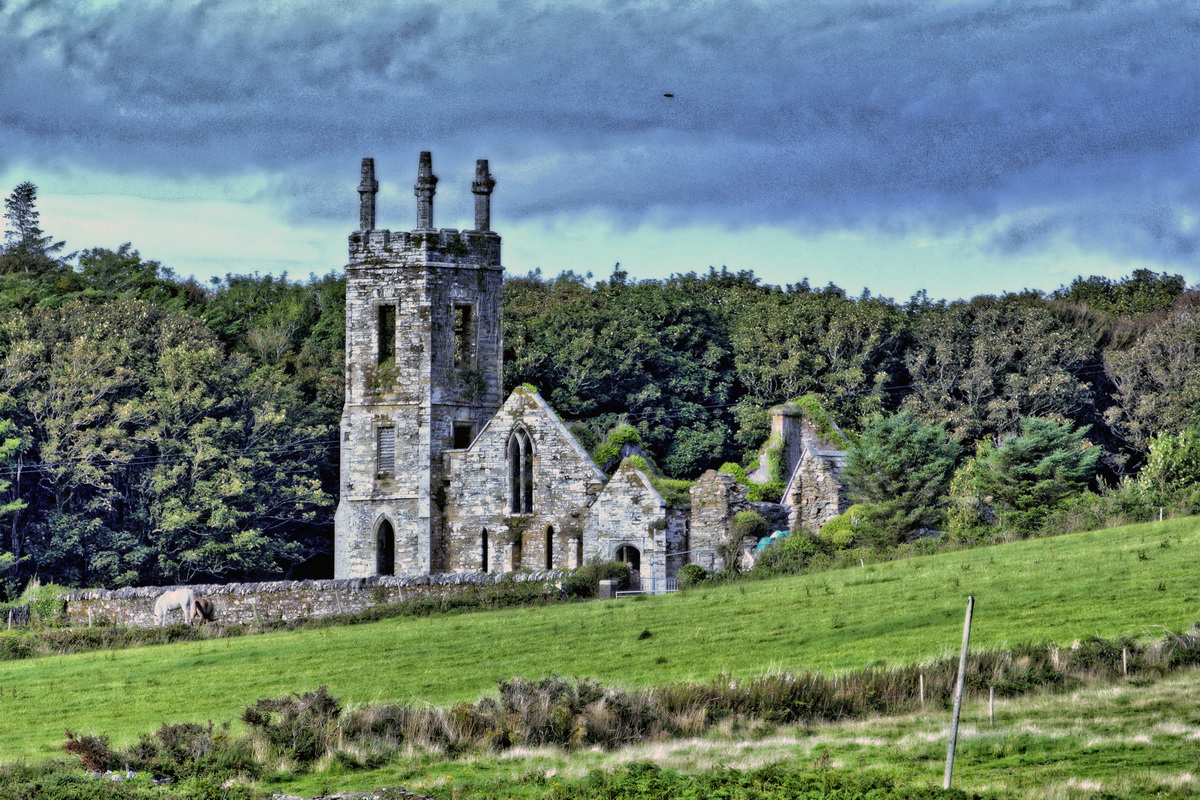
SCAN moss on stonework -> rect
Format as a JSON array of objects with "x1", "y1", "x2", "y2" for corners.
[
  {"x1": 621, "y1": 455, "x2": 694, "y2": 508},
  {"x1": 591, "y1": 423, "x2": 642, "y2": 469},
  {"x1": 764, "y1": 431, "x2": 789, "y2": 484},
  {"x1": 779, "y1": 394, "x2": 849, "y2": 448}
]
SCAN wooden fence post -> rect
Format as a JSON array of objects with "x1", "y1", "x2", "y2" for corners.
[{"x1": 944, "y1": 596, "x2": 974, "y2": 791}]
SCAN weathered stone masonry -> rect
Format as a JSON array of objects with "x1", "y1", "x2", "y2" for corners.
[
  {"x1": 62, "y1": 572, "x2": 566, "y2": 628},
  {"x1": 333, "y1": 153, "x2": 852, "y2": 587},
  {"x1": 335, "y1": 153, "x2": 504, "y2": 578}
]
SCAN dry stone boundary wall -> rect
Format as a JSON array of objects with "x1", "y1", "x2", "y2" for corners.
[{"x1": 60, "y1": 571, "x2": 567, "y2": 628}]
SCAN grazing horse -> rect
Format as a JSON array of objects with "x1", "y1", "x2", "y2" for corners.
[
  {"x1": 153, "y1": 588, "x2": 196, "y2": 626},
  {"x1": 191, "y1": 597, "x2": 217, "y2": 624}
]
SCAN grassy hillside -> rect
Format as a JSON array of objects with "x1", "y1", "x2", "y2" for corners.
[{"x1": 2, "y1": 516, "x2": 1198, "y2": 764}]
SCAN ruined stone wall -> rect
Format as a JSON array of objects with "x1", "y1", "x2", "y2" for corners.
[
  {"x1": 61, "y1": 571, "x2": 565, "y2": 628},
  {"x1": 583, "y1": 460, "x2": 669, "y2": 591},
  {"x1": 664, "y1": 507, "x2": 689, "y2": 579},
  {"x1": 688, "y1": 470, "x2": 740, "y2": 572},
  {"x1": 443, "y1": 386, "x2": 606, "y2": 573},
  {"x1": 787, "y1": 449, "x2": 850, "y2": 532}
]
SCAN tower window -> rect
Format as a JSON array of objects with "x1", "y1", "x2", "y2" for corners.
[
  {"x1": 377, "y1": 426, "x2": 395, "y2": 474},
  {"x1": 378, "y1": 304, "x2": 396, "y2": 364},
  {"x1": 454, "y1": 304, "x2": 474, "y2": 366},
  {"x1": 508, "y1": 427, "x2": 533, "y2": 514}
]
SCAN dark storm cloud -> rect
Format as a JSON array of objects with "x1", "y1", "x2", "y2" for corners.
[{"x1": 3, "y1": 0, "x2": 1199, "y2": 264}]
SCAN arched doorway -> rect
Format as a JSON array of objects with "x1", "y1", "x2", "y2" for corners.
[
  {"x1": 616, "y1": 544, "x2": 641, "y2": 590},
  {"x1": 376, "y1": 520, "x2": 395, "y2": 576}
]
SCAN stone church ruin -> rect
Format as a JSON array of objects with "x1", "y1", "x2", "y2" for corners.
[{"x1": 333, "y1": 153, "x2": 851, "y2": 589}]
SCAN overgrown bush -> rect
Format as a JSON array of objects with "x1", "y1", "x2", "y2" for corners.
[
  {"x1": 561, "y1": 560, "x2": 632, "y2": 598},
  {"x1": 819, "y1": 504, "x2": 889, "y2": 549},
  {"x1": 751, "y1": 531, "x2": 831, "y2": 576},
  {"x1": 241, "y1": 686, "x2": 341, "y2": 767},
  {"x1": 745, "y1": 480, "x2": 785, "y2": 503},
  {"x1": 675, "y1": 563, "x2": 707, "y2": 589},
  {"x1": 125, "y1": 721, "x2": 259, "y2": 782},
  {"x1": 63, "y1": 729, "x2": 116, "y2": 772},
  {"x1": 591, "y1": 424, "x2": 642, "y2": 471}
]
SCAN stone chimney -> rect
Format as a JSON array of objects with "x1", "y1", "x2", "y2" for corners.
[
  {"x1": 414, "y1": 151, "x2": 438, "y2": 230},
  {"x1": 472, "y1": 159, "x2": 496, "y2": 232},
  {"x1": 357, "y1": 157, "x2": 378, "y2": 231}
]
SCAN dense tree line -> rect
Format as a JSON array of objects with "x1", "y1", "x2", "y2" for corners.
[{"x1": 0, "y1": 182, "x2": 1196, "y2": 592}]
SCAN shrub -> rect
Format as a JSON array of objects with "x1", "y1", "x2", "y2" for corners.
[
  {"x1": 591, "y1": 424, "x2": 642, "y2": 470},
  {"x1": 16, "y1": 578, "x2": 72, "y2": 626},
  {"x1": 730, "y1": 510, "x2": 769, "y2": 542},
  {"x1": 125, "y1": 721, "x2": 260, "y2": 782},
  {"x1": 819, "y1": 504, "x2": 886, "y2": 550},
  {"x1": 675, "y1": 563, "x2": 707, "y2": 589},
  {"x1": 745, "y1": 480, "x2": 785, "y2": 503},
  {"x1": 717, "y1": 462, "x2": 747, "y2": 482},
  {"x1": 562, "y1": 560, "x2": 632, "y2": 598},
  {"x1": 241, "y1": 686, "x2": 342, "y2": 767},
  {"x1": 63, "y1": 729, "x2": 116, "y2": 772},
  {"x1": 751, "y1": 531, "x2": 830, "y2": 576}
]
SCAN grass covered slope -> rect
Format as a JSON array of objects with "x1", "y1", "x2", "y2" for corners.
[{"x1": 2, "y1": 516, "x2": 1198, "y2": 763}]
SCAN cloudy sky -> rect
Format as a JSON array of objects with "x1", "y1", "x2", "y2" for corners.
[{"x1": 2, "y1": 0, "x2": 1198, "y2": 301}]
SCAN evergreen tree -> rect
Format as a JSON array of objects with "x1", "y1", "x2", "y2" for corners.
[
  {"x1": 842, "y1": 411, "x2": 959, "y2": 543},
  {"x1": 1, "y1": 181, "x2": 69, "y2": 275},
  {"x1": 967, "y1": 417, "x2": 1100, "y2": 534}
]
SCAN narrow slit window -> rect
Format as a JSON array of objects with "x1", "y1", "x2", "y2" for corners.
[
  {"x1": 454, "y1": 304, "x2": 474, "y2": 366},
  {"x1": 545, "y1": 526, "x2": 554, "y2": 570},
  {"x1": 378, "y1": 304, "x2": 396, "y2": 364},
  {"x1": 377, "y1": 426, "x2": 396, "y2": 474},
  {"x1": 481, "y1": 529, "x2": 489, "y2": 573}
]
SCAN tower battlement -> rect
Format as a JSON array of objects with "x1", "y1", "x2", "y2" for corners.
[
  {"x1": 348, "y1": 228, "x2": 501, "y2": 267},
  {"x1": 350, "y1": 153, "x2": 500, "y2": 267}
]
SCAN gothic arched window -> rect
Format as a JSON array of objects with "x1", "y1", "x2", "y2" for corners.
[{"x1": 508, "y1": 427, "x2": 533, "y2": 513}]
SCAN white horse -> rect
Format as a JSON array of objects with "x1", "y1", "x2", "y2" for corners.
[{"x1": 153, "y1": 588, "x2": 197, "y2": 626}]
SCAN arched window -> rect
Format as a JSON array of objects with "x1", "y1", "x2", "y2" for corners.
[
  {"x1": 508, "y1": 427, "x2": 533, "y2": 513},
  {"x1": 545, "y1": 526, "x2": 554, "y2": 570},
  {"x1": 376, "y1": 520, "x2": 395, "y2": 576},
  {"x1": 481, "y1": 529, "x2": 489, "y2": 573}
]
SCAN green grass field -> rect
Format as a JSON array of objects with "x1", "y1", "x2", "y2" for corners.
[{"x1": 1, "y1": 516, "x2": 1197, "y2": 766}]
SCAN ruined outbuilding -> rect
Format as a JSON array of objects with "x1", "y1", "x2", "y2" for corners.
[{"x1": 333, "y1": 154, "x2": 851, "y2": 588}]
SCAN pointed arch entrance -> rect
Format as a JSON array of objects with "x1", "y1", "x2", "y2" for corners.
[
  {"x1": 616, "y1": 544, "x2": 641, "y2": 590},
  {"x1": 376, "y1": 519, "x2": 395, "y2": 576}
]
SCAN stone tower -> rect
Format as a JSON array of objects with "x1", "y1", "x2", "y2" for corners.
[{"x1": 334, "y1": 153, "x2": 503, "y2": 578}]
